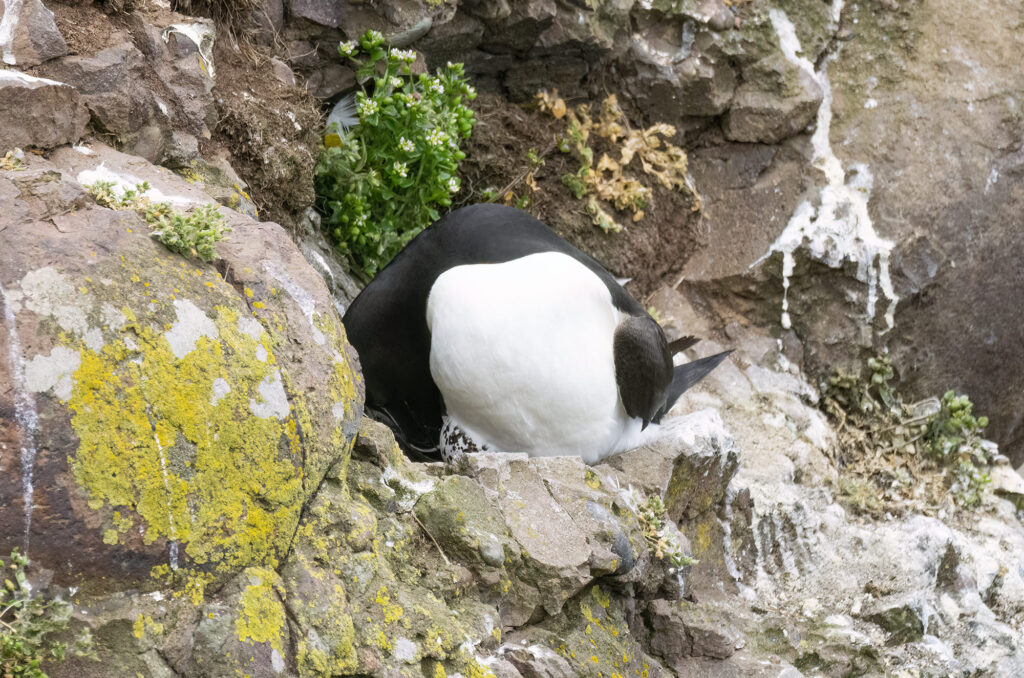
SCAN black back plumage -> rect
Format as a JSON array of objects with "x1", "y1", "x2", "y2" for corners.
[{"x1": 342, "y1": 203, "x2": 727, "y2": 458}]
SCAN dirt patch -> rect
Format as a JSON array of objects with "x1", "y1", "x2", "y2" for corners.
[
  {"x1": 209, "y1": 32, "x2": 321, "y2": 228},
  {"x1": 49, "y1": 0, "x2": 133, "y2": 56},
  {"x1": 458, "y1": 91, "x2": 705, "y2": 298}
]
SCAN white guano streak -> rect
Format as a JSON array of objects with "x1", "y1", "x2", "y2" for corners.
[
  {"x1": 758, "y1": 3, "x2": 898, "y2": 332},
  {"x1": 2, "y1": 283, "x2": 39, "y2": 549}
]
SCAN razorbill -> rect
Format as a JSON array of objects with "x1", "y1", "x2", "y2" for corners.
[{"x1": 342, "y1": 204, "x2": 730, "y2": 464}]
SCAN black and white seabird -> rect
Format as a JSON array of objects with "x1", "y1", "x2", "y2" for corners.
[{"x1": 342, "y1": 204, "x2": 730, "y2": 464}]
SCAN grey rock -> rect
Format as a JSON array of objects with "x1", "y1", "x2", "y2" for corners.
[
  {"x1": 288, "y1": 0, "x2": 346, "y2": 28},
  {"x1": 269, "y1": 56, "x2": 296, "y2": 86},
  {"x1": 991, "y1": 461, "x2": 1024, "y2": 510},
  {"x1": 35, "y1": 45, "x2": 167, "y2": 160},
  {"x1": 414, "y1": 474, "x2": 510, "y2": 568},
  {"x1": 504, "y1": 644, "x2": 576, "y2": 678},
  {"x1": 0, "y1": 69, "x2": 87, "y2": 150},
  {"x1": 303, "y1": 61, "x2": 356, "y2": 99},
  {"x1": 461, "y1": 0, "x2": 511, "y2": 22},
  {"x1": 188, "y1": 571, "x2": 291, "y2": 678},
  {"x1": 418, "y1": 11, "x2": 485, "y2": 67},
  {"x1": 487, "y1": 658, "x2": 526, "y2": 678},
  {"x1": 0, "y1": 0, "x2": 66, "y2": 67},
  {"x1": 860, "y1": 594, "x2": 926, "y2": 645},
  {"x1": 294, "y1": 207, "x2": 362, "y2": 315},
  {"x1": 722, "y1": 65, "x2": 822, "y2": 144},
  {"x1": 606, "y1": 410, "x2": 739, "y2": 523},
  {"x1": 647, "y1": 598, "x2": 743, "y2": 661},
  {"x1": 388, "y1": 16, "x2": 432, "y2": 48},
  {"x1": 246, "y1": 0, "x2": 285, "y2": 43},
  {"x1": 495, "y1": 457, "x2": 592, "y2": 614},
  {"x1": 149, "y1": 21, "x2": 217, "y2": 135}
]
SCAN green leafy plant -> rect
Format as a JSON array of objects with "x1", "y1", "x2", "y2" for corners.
[
  {"x1": 924, "y1": 391, "x2": 992, "y2": 508},
  {"x1": 637, "y1": 495, "x2": 696, "y2": 570},
  {"x1": 1, "y1": 549, "x2": 70, "y2": 678},
  {"x1": 823, "y1": 355, "x2": 993, "y2": 511},
  {"x1": 148, "y1": 204, "x2": 229, "y2": 262},
  {"x1": 85, "y1": 181, "x2": 230, "y2": 262},
  {"x1": 316, "y1": 30, "x2": 477, "y2": 279}
]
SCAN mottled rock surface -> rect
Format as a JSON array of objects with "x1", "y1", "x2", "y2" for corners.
[
  {"x1": 0, "y1": 69, "x2": 87, "y2": 150},
  {"x1": 0, "y1": 0, "x2": 66, "y2": 67},
  {"x1": 0, "y1": 144, "x2": 363, "y2": 598}
]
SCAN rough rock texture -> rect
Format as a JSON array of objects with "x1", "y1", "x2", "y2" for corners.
[
  {"x1": 30, "y1": 7, "x2": 216, "y2": 164},
  {"x1": 648, "y1": 287, "x2": 1024, "y2": 676},
  {"x1": 0, "y1": 69, "x2": 87, "y2": 150},
  {"x1": 0, "y1": 0, "x2": 66, "y2": 67},
  {"x1": 0, "y1": 143, "x2": 363, "y2": 597},
  {"x1": 674, "y1": 0, "x2": 1024, "y2": 466}
]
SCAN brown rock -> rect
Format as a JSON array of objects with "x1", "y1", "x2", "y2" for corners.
[
  {"x1": 723, "y1": 66, "x2": 822, "y2": 144},
  {"x1": 35, "y1": 45, "x2": 168, "y2": 161},
  {"x1": 0, "y1": 0, "x2": 67, "y2": 67},
  {"x1": 0, "y1": 69, "x2": 87, "y2": 150}
]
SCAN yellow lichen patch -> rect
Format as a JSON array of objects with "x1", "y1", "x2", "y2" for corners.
[
  {"x1": 67, "y1": 304, "x2": 304, "y2": 586},
  {"x1": 133, "y1": 614, "x2": 164, "y2": 639},
  {"x1": 375, "y1": 586, "x2": 404, "y2": 624},
  {"x1": 235, "y1": 567, "x2": 286, "y2": 652},
  {"x1": 457, "y1": 653, "x2": 496, "y2": 678},
  {"x1": 695, "y1": 521, "x2": 713, "y2": 555}
]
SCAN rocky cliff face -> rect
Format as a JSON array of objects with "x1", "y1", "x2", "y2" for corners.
[{"x1": 2, "y1": 0, "x2": 1024, "y2": 675}]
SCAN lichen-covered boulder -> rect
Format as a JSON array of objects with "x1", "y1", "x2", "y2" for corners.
[{"x1": 0, "y1": 144, "x2": 363, "y2": 599}]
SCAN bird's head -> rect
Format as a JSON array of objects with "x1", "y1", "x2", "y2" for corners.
[{"x1": 613, "y1": 315, "x2": 674, "y2": 429}]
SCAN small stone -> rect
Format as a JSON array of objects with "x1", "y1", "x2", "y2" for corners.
[
  {"x1": 505, "y1": 644, "x2": 576, "y2": 678},
  {"x1": 991, "y1": 464, "x2": 1024, "y2": 510},
  {"x1": 479, "y1": 536, "x2": 506, "y2": 567},
  {"x1": 303, "y1": 62, "x2": 357, "y2": 99},
  {"x1": 269, "y1": 57, "x2": 296, "y2": 87},
  {"x1": 708, "y1": 8, "x2": 734, "y2": 31},
  {"x1": 802, "y1": 597, "x2": 823, "y2": 618},
  {"x1": 861, "y1": 594, "x2": 925, "y2": 645}
]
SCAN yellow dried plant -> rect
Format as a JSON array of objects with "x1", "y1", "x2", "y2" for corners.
[{"x1": 536, "y1": 90, "x2": 700, "y2": 233}]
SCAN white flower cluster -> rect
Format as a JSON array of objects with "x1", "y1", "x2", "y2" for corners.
[
  {"x1": 425, "y1": 128, "x2": 448, "y2": 148},
  {"x1": 391, "y1": 49, "x2": 417, "y2": 63},
  {"x1": 390, "y1": 77, "x2": 403, "y2": 89},
  {"x1": 447, "y1": 177, "x2": 459, "y2": 193},
  {"x1": 392, "y1": 161, "x2": 408, "y2": 178},
  {"x1": 339, "y1": 41, "x2": 357, "y2": 56},
  {"x1": 353, "y1": 213, "x2": 367, "y2": 227},
  {"x1": 428, "y1": 79, "x2": 445, "y2": 95},
  {"x1": 399, "y1": 137, "x2": 415, "y2": 153},
  {"x1": 357, "y1": 97, "x2": 379, "y2": 117},
  {"x1": 366, "y1": 30, "x2": 383, "y2": 43}
]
